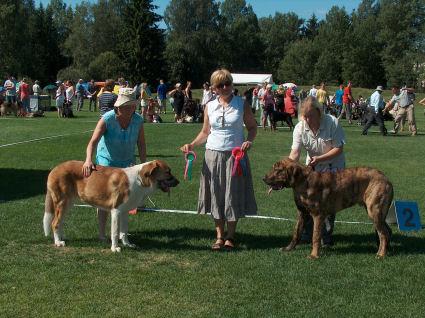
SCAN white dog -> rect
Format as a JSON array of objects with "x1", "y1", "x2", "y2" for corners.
[{"x1": 43, "y1": 160, "x2": 179, "y2": 252}]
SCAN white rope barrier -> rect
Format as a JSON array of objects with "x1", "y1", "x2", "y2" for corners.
[
  {"x1": 0, "y1": 130, "x2": 93, "y2": 148},
  {"x1": 73, "y1": 204, "x2": 373, "y2": 225}
]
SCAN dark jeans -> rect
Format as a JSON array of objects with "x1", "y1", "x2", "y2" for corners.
[
  {"x1": 89, "y1": 96, "x2": 97, "y2": 111},
  {"x1": 301, "y1": 214, "x2": 335, "y2": 245},
  {"x1": 362, "y1": 108, "x2": 387, "y2": 135}
]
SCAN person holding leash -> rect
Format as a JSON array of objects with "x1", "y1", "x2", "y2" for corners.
[
  {"x1": 180, "y1": 69, "x2": 257, "y2": 251},
  {"x1": 288, "y1": 96, "x2": 346, "y2": 247},
  {"x1": 82, "y1": 87, "x2": 146, "y2": 244}
]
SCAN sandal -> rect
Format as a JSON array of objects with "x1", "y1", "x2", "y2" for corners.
[
  {"x1": 224, "y1": 238, "x2": 236, "y2": 251},
  {"x1": 211, "y1": 238, "x2": 225, "y2": 251}
]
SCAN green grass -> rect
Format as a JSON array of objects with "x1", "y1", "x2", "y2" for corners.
[{"x1": 1, "y1": 91, "x2": 425, "y2": 317}]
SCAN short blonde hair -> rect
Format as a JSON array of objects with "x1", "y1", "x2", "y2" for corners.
[
  {"x1": 300, "y1": 96, "x2": 322, "y2": 119},
  {"x1": 210, "y1": 69, "x2": 233, "y2": 88}
]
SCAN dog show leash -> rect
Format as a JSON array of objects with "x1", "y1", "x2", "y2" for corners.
[
  {"x1": 184, "y1": 151, "x2": 197, "y2": 180},
  {"x1": 231, "y1": 147, "x2": 247, "y2": 177}
]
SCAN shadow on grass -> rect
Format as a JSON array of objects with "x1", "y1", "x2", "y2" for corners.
[
  {"x1": 332, "y1": 233, "x2": 425, "y2": 256},
  {"x1": 37, "y1": 227, "x2": 425, "y2": 255},
  {"x1": 0, "y1": 168, "x2": 49, "y2": 201}
]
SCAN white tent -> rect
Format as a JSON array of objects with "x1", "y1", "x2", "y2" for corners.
[{"x1": 231, "y1": 73, "x2": 273, "y2": 85}]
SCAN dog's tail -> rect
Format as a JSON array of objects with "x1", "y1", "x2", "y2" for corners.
[{"x1": 43, "y1": 189, "x2": 54, "y2": 236}]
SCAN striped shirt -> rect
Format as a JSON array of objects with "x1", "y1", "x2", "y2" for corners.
[{"x1": 98, "y1": 91, "x2": 118, "y2": 115}]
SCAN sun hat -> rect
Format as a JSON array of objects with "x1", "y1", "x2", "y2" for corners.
[
  {"x1": 375, "y1": 86, "x2": 384, "y2": 91},
  {"x1": 114, "y1": 87, "x2": 138, "y2": 107}
]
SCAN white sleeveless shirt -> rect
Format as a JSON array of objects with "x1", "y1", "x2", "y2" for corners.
[{"x1": 205, "y1": 95, "x2": 245, "y2": 151}]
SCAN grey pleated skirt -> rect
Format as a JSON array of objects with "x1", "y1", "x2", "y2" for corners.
[{"x1": 198, "y1": 149, "x2": 257, "y2": 221}]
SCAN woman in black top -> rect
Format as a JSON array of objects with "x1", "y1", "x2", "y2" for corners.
[{"x1": 168, "y1": 83, "x2": 185, "y2": 123}]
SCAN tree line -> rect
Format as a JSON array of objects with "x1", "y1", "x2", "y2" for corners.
[{"x1": 0, "y1": 0, "x2": 424, "y2": 88}]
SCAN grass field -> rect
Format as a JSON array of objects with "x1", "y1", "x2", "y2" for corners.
[{"x1": 1, "y1": 88, "x2": 425, "y2": 317}]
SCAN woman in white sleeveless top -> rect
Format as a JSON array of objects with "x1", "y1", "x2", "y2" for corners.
[
  {"x1": 180, "y1": 69, "x2": 257, "y2": 251},
  {"x1": 65, "y1": 80, "x2": 75, "y2": 110}
]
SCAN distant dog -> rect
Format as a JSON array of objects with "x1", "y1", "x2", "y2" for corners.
[
  {"x1": 263, "y1": 158, "x2": 393, "y2": 259},
  {"x1": 270, "y1": 110, "x2": 294, "y2": 131},
  {"x1": 0, "y1": 101, "x2": 18, "y2": 117},
  {"x1": 44, "y1": 160, "x2": 179, "y2": 252}
]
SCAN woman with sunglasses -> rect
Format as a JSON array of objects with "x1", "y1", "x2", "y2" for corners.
[{"x1": 180, "y1": 69, "x2": 257, "y2": 251}]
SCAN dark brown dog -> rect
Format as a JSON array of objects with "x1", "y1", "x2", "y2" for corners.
[
  {"x1": 0, "y1": 101, "x2": 18, "y2": 117},
  {"x1": 263, "y1": 158, "x2": 393, "y2": 259}
]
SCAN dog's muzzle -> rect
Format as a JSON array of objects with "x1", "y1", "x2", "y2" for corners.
[
  {"x1": 158, "y1": 177, "x2": 179, "y2": 192},
  {"x1": 263, "y1": 176, "x2": 285, "y2": 194}
]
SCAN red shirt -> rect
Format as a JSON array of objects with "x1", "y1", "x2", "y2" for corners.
[
  {"x1": 343, "y1": 86, "x2": 352, "y2": 104},
  {"x1": 20, "y1": 83, "x2": 30, "y2": 100}
]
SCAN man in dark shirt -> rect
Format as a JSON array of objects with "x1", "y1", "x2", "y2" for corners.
[{"x1": 157, "y1": 79, "x2": 167, "y2": 114}]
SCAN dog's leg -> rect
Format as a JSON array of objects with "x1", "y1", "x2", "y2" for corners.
[
  {"x1": 97, "y1": 209, "x2": 108, "y2": 241},
  {"x1": 283, "y1": 209, "x2": 306, "y2": 252},
  {"x1": 120, "y1": 212, "x2": 136, "y2": 248},
  {"x1": 309, "y1": 214, "x2": 324, "y2": 259},
  {"x1": 110, "y1": 209, "x2": 121, "y2": 252},
  {"x1": 373, "y1": 215, "x2": 390, "y2": 259},
  {"x1": 52, "y1": 201, "x2": 68, "y2": 247}
]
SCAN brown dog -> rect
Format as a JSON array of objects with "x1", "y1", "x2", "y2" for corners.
[
  {"x1": 263, "y1": 158, "x2": 393, "y2": 259},
  {"x1": 0, "y1": 101, "x2": 18, "y2": 116},
  {"x1": 44, "y1": 160, "x2": 179, "y2": 252}
]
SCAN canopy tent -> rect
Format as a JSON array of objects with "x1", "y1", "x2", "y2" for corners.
[
  {"x1": 231, "y1": 73, "x2": 273, "y2": 85},
  {"x1": 43, "y1": 84, "x2": 56, "y2": 91}
]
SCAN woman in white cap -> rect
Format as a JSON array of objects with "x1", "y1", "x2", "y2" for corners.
[
  {"x1": 82, "y1": 87, "x2": 146, "y2": 247},
  {"x1": 180, "y1": 69, "x2": 257, "y2": 251}
]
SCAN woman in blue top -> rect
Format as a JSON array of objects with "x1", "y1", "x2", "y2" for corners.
[
  {"x1": 180, "y1": 69, "x2": 258, "y2": 251},
  {"x1": 82, "y1": 87, "x2": 146, "y2": 246}
]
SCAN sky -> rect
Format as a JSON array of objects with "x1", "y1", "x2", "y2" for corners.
[{"x1": 37, "y1": 0, "x2": 362, "y2": 23}]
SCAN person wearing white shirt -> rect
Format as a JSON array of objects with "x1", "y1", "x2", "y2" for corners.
[
  {"x1": 308, "y1": 84, "x2": 317, "y2": 98},
  {"x1": 289, "y1": 96, "x2": 346, "y2": 246},
  {"x1": 362, "y1": 86, "x2": 387, "y2": 136},
  {"x1": 32, "y1": 80, "x2": 41, "y2": 96}
]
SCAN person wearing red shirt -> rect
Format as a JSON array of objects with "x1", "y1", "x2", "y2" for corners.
[
  {"x1": 338, "y1": 81, "x2": 353, "y2": 124},
  {"x1": 19, "y1": 78, "x2": 30, "y2": 113}
]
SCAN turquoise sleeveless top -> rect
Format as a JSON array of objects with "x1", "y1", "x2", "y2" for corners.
[{"x1": 96, "y1": 110, "x2": 143, "y2": 168}]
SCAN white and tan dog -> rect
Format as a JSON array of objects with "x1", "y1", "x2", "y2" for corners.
[{"x1": 43, "y1": 160, "x2": 179, "y2": 252}]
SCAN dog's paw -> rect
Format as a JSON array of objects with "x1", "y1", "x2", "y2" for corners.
[
  {"x1": 281, "y1": 244, "x2": 296, "y2": 252},
  {"x1": 54, "y1": 240, "x2": 66, "y2": 247},
  {"x1": 111, "y1": 246, "x2": 121, "y2": 253},
  {"x1": 122, "y1": 242, "x2": 137, "y2": 249}
]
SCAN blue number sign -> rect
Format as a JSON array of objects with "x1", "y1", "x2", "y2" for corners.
[{"x1": 394, "y1": 201, "x2": 422, "y2": 231}]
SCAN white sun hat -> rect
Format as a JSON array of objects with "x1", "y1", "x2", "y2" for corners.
[{"x1": 114, "y1": 87, "x2": 138, "y2": 107}]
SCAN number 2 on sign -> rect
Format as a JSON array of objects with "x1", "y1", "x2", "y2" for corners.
[{"x1": 403, "y1": 208, "x2": 415, "y2": 228}]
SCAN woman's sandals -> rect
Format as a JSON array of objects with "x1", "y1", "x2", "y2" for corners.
[
  {"x1": 211, "y1": 238, "x2": 236, "y2": 251},
  {"x1": 211, "y1": 238, "x2": 225, "y2": 251}
]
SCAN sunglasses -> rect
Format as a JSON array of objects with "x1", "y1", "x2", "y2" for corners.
[
  {"x1": 215, "y1": 81, "x2": 232, "y2": 89},
  {"x1": 217, "y1": 106, "x2": 226, "y2": 127}
]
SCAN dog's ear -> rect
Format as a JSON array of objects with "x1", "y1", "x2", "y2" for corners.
[
  {"x1": 287, "y1": 160, "x2": 305, "y2": 185},
  {"x1": 139, "y1": 161, "x2": 160, "y2": 187}
]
